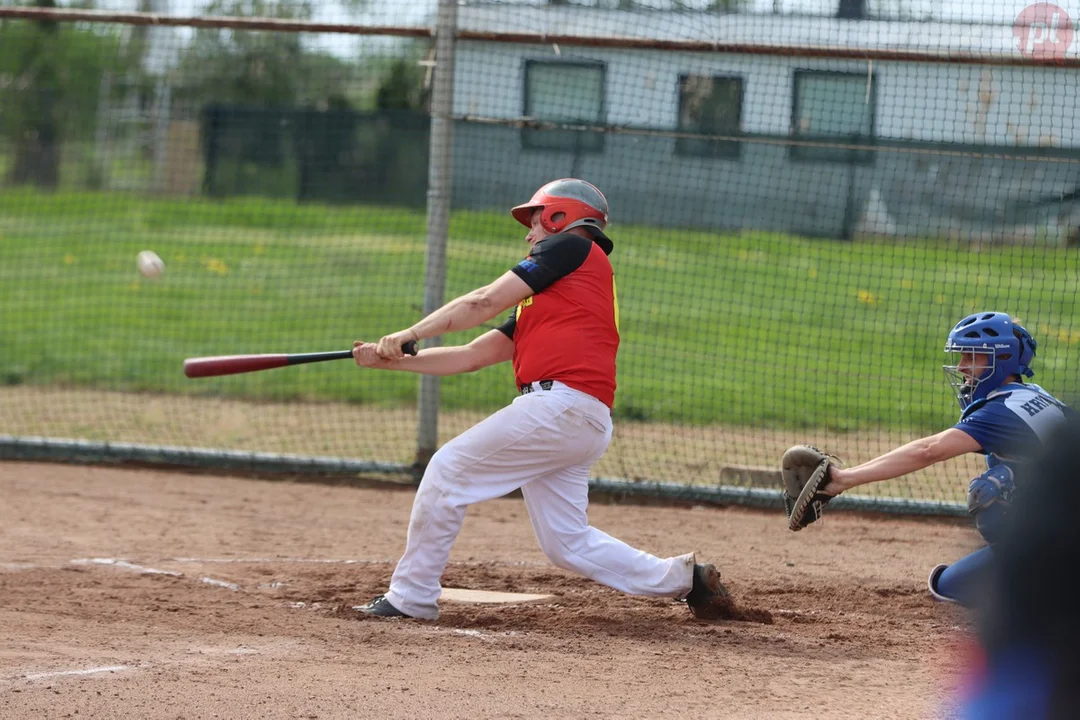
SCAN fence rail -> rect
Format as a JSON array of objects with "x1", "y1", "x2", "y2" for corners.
[
  {"x1": 1, "y1": 1, "x2": 1076, "y2": 516},
  {"x1": 3, "y1": 5, "x2": 1080, "y2": 67}
]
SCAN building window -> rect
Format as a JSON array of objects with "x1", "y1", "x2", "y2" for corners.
[
  {"x1": 676, "y1": 75, "x2": 744, "y2": 160},
  {"x1": 522, "y1": 60, "x2": 605, "y2": 153},
  {"x1": 791, "y1": 70, "x2": 875, "y2": 163}
]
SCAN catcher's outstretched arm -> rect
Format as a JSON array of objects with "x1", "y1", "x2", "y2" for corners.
[{"x1": 826, "y1": 428, "x2": 981, "y2": 494}]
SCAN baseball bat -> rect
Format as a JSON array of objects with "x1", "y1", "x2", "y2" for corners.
[{"x1": 183, "y1": 340, "x2": 418, "y2": 379}]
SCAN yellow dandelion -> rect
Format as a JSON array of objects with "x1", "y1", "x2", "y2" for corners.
[
  {"x1": 204, "y1": 258, "x2": 230, "y2": 275},
  {"x1": 64, "y1": 254, "x2": 76, "y2": 265},
  {"x1": 737, "y1": 249, "x2": 750, "y2": 261},
  {"x1": 900, "y1": 278, "x2": 914, "y2": 290},
  {"x1": 808, "y1": 267, "x2": 818, "y2": 279},
  {"x1": 130, "y1": 282, "x2": 141, "y2": 291},
  {"x1": 856, "y1": 290, "x2": 879, "y2": 305},
  {"x1": 254, "y1": 244, "x2": 265, "y2": 255},
  {"x1": 1056, "y1": 330, "x2": 1080, "y2": 344}
]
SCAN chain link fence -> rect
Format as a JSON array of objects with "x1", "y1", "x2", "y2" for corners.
[{"x1": 2, "y1": 0, "x2": 1079, "y2": 514}]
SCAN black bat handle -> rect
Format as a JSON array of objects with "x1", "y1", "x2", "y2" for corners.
[
  {"x1": 348, "y1": 340, "x2": 418, "y2": 357},
  {"x1": 287, "y1": 341, "x2": 418, "y2": 367},
  {"x1": 347, "y1": 340, "x2": 418, "y2": 357}
]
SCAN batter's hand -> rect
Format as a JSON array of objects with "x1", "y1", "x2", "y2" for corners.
[
  {"x1": 353, "y1": 341, "x2": 395, "y2": 369},
  {"x1": 376, "y1": 329, "x2": 419, "y2": 360}
]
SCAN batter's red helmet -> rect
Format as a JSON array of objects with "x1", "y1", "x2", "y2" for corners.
[{"x1": 511, "y1": 178, "x2": 613, "y2": 254}]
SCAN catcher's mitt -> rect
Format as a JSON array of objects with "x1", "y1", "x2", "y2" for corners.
[{"x1": 782, "y1": 445, "x2": 842, "y2": 531}]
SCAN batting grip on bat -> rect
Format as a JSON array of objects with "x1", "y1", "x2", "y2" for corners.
[{"x1": 184, "y1": 340, "x2": 418, "y2": 379}]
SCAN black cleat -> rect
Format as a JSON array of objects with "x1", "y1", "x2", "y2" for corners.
[
  {"x1": 357, "y1": 595, "x2": 411, "y2": 618},
  {"x1": 685, "y1": 563, "x2": 732, "y2": 620}
]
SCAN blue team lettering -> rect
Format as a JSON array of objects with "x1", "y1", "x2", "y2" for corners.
[
  {"x1": 518, "y1": 259, "x2": 540, "y2": 273},
  {"x1": 1019, "y1": 394, "x2": 1054, "y2": 417}
]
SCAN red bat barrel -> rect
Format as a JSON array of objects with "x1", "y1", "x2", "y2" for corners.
[{"x1": 183, "y1": 353, "x2": 295, "y2": 378}]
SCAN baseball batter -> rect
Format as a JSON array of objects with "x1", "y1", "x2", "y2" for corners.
[
  {"x1": 350, "y1": 178, "x2": 729, "y2": 621},
  {"x1": 787, "y1": 312, "x2": 1073, "y2": 606}
]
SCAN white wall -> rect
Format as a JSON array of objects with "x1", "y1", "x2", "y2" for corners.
[{"x1": 455, "y1": 41, "x2": 1080, "y2": 147}]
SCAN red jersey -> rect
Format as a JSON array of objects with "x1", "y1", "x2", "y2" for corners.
[{"x1": 497, "y1": 232, "x2": 620, "y2": 408}]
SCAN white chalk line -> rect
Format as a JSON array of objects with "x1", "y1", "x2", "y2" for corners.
[
  {"x1": 70, "y1": 558, "x2": 182, "y2": 577},
  {"x1": 452, "y1": 629, "x2": 492, "y2": 641},
  {"x1": 11, "y1": 645, "x2": 274, "y2": 686},
  {"x1": 442, "y1": 628, "x2": 521, "y2": 642},
  {"x1": 21, "y1": 665, "x2": 132, "y2": 681},
  {"x1": 200, "y1": 577, "x2": 240, "y2": 591},
  {"x1": 68, "y1": 558, "x2": 244, "y2": 593}
]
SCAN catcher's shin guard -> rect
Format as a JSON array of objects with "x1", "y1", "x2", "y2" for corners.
[
  {"x1": 927, "y1": 564, "x2": 961, "y2": 604},
  {"x1": 927, "y1": 547, "x2": 995, "y2": 607}
]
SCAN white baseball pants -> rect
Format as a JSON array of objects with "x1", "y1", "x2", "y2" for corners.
[{"x1": 383, "y1": 381, "x2": 696, "y2": 620}]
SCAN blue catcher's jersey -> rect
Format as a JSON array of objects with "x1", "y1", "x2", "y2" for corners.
[{"x1": 954, "y1": 382, "x2": 1073, "y2": 470}]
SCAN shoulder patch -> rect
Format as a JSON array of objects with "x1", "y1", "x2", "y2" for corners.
[{"x1": 517, "y1": 258, "x2": 541, "y2": 273}]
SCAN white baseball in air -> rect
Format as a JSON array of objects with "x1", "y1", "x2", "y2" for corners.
[{"x1": 137, "y1": 250, "x2": 165, "y2": 279}]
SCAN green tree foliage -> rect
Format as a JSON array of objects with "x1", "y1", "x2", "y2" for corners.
[
  {"x1": 375, "y1": 57, "x2": 429, "y2": 112},
  {"x1": 172, "y1": 0, "x2": 354, "y2": 110},
  {"x1": 0, "y1": 1, "x2": 137, "y2": 188}
]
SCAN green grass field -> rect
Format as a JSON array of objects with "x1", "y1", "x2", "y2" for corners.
[{"x1": 2, "y1": 189, "x2": 1078, "y2": 432}]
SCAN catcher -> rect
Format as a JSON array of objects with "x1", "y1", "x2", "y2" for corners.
[{"x1": 782, "y1": 312, "x2": 1073, "y2": 606}]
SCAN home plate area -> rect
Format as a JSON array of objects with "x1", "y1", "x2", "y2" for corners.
[
  {"x1": 350, "y1": 587, "x2": 555, "y2": 613},
  {"x1": 438, "y1": 588, "x2": 556, "y2": 605}
]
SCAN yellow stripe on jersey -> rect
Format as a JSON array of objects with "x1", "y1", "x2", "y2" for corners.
[{"x1": 612, "y1": 276, "x2": 620, "y2": 334}]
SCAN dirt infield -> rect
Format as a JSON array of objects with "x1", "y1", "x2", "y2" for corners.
[{"x1": 0, "y1": 461, "x2": 982, "y2": 719}]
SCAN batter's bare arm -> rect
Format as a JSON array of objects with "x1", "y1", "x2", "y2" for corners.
[
  {"x1": 355, "y1": 329, "x2": 513, "y2": 376},
  {"x1": 375, "y1": 272, "x2": 532, "y2": 359},
  {"x1": 823, "y1": 428, "x2": 982, "y2": 495}
]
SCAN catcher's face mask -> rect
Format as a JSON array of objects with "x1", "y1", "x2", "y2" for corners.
[{"x1": 943, "y1": 348, "x2": 995, "y2": 411}]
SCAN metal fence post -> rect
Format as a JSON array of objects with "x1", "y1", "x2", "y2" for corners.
[{"x1": 415, "y1": 0, "x2": 458, "y2": 476}]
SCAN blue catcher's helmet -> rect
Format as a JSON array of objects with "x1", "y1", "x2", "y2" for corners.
[{"x1": 943, "y1": 312, "x2": 1036, "y2": 411}]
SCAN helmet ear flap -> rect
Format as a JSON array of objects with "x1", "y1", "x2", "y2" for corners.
[
  {"x1": 540, "y1": 206, "x2": 560, "y2": 233},
  {"x1": 541, "y1": 206, "x2": 571, "y2": 233},
  {"x1": 1014, "y1": 324, "x2": 1036, "y2": 378}
]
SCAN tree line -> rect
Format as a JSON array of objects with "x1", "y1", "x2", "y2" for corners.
[{"x1": 0, "y1": 0, "x2": 427, "y2": 189}]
